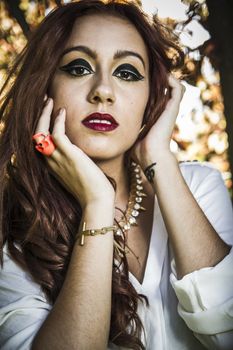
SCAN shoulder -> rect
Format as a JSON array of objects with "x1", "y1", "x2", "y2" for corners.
[
  {"x1": 179, "y1": 159, "x2": 220, "y2": 177},
  {"x1": 0, "y1": 245, "x2": 51, "y2": 349},
  {"x1": 0, "y1": 243, "x2": 48, "y2": 303},
  {"x1": 179, "y1": 160, "x2": 222, "y2": 187},
  {"x1": 178, "y1": 160, "x2": 233, "y2": 246}
]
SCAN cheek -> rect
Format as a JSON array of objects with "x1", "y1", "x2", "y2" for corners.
[
  {"x1": 50, "y1": 76, "x2": 78, "y2": 106},
  {"x1": 126, "y1": 85, "x2": 149, "y2": 123}
]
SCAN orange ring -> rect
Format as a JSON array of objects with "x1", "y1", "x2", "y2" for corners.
[{"x1": 32, "y1": 132, "x2": 56, "y2": 156}]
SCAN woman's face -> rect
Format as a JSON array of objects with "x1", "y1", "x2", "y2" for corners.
[{"x1": 50, "y1": 13, "x2": 149, "y2": 161}]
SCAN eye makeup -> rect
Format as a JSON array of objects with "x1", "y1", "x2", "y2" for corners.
[
  {"x1": 59, "y1": 58, "x2": 144, "y2": 81},
  {"x1": 60, "y1": 58, "x2": 93, "y2": 72},
  {"x1": 113, "y1": 63, "x2": 144, "y2": 81}
]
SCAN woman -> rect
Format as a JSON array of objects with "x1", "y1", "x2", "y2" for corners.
[{"x1": 0, "y1": 1, "x2": 233, "y2": 349}]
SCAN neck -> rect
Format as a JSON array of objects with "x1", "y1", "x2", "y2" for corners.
[{"x1": 95, "y1": 155, "x2": 130, "y2": 208}]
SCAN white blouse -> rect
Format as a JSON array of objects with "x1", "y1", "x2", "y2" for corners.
[{"x1": 0, "y1": 162, "x2": 233, "y2": 350}]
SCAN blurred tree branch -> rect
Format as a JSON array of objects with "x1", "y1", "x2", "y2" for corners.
[{"x1": 3, "y1": 0, "x2": 30, "y2": 38}]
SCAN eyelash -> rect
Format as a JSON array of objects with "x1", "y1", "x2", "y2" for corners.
[
  {"x1": 113, "y1": 69, "x2": 144, "y2": 81},
  {"x1": 65, "y1": 66, "x2": 92, "y2": 77},
  {"x1": 60, "y1": 63, "x2": 144, "y2": 82}
]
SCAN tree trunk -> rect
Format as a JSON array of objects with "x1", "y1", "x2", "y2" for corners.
[{"x1": 206, "y1": 0, "x2": 233, "y2": 193}]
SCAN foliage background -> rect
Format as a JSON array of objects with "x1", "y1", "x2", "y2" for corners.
[{"x1": 0, "y1": 0, "x2": 232, "y2": 196}]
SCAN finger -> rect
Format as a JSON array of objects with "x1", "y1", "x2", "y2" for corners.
[
  {"x1": 161, "y1": 76, "x2": 184, "y2": 114},
  {"x1": 51, "y1": 108, "x2": 78, "y2": 157},
  {"x1": 52, "y1": 108, "x2": 66, "y2": 136},
  {"x1": 35, "y1": 98, "x2": 54, "y2": 135},
  {"x1": 168, "y1": 75, "x2": 185, "y2": 100},
  {"x1": 45, "y1": 154, "x2": 60, "y2": 170}
]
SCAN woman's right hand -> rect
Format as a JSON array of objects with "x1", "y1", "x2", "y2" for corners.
[{"x1": 34, "y1": 97, "x2": 116, "y2": 209}]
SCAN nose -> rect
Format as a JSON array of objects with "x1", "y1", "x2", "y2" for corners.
[{"x1": 87, "y1": 73, "x2": 115, "y2": 105}]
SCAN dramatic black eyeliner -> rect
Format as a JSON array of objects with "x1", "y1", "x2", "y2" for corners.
[
  {"x1": 59, "y1": 59, "x2": 144, "y2": 81},
  {"x1": 113, "y1": 64, "x2": 144, "y2": 81},
  {"x1": 59, "y1": 58, "x2": 93, "y2": 75}
]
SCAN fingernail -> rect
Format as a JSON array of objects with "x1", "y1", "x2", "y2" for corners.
[
  {"x1": 59, "y1": 108, "x2": 65, "y2": 115},
  {"x1": 46, "y1": 97, "x2": 52, "y2": 105},
  {"x1": 43, "y1": 94, "x2": 48, "y2": 101}
]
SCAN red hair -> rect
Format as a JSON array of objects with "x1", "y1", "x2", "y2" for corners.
[{"x1": 0, "y1": 1, "x2": 183, "y2": 349}]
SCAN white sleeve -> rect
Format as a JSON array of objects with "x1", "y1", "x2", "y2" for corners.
[
  {"x1": 0, "y1": 245, "x2": 52, "y2": 350},
  {"x1": 170, "y1": 163, "x2": 233, "y2": 350}
]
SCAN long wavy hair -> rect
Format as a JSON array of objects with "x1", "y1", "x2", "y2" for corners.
[{"x1": 0, "y1": 1, "x2": 183, "y2": 349}]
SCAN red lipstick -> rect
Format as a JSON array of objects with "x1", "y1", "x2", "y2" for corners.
[{"x1": 82, "y1": 113, "x2": 119, "y2": 132}]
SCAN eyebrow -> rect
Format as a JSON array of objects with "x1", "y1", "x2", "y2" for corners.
[{"x1": 62, "y1": 45, "x2": 146, "y2": 69}]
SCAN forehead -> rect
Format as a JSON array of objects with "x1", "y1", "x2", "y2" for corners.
[{"x1": 65, "y1": 13, "x2": 148, "y2": 60}]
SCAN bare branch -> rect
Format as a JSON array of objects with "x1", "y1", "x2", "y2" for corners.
[{"x1": 3, "y1": 0, "x2": 30, "y2": 39}]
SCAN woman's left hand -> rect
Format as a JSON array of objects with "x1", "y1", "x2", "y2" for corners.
[{"x1": 131, "y1": 74, "x2": 185, "y2": 170}]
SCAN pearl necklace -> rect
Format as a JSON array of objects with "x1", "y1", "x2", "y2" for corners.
[{"x1": 115, "y1": 161, "x2": 146, "y2": 238}]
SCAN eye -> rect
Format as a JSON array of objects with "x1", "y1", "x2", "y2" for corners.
[
  {"x1": 59, "y1": 58, "x2": 94, "y2": 77},
  {"x1": 113, "y1": 64, "x2": 144, "y2": 82}
]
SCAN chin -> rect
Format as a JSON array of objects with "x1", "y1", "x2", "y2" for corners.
[
  {"x1": 79, "y1": 144, "x2": 125, "y2": 162},
  {"x1": 71, "y1": 135, "x2": 134, "y2": 161},
  {"x1": 88, "y1": 151, "x2": 122, "y2": 162}
]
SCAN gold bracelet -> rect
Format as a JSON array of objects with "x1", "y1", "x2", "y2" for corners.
[{"x1": 79, "y1": 221, "x2": 117, "y2": 246}]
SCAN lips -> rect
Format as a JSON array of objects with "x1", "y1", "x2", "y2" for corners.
[{"x1": 82, "y1": 113, "x2": 119, "y2": 132}]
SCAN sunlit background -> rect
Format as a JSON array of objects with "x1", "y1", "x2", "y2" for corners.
[{"x1": 0, "y1": 0, "x2": 231, "y2": 194}]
